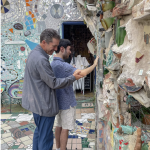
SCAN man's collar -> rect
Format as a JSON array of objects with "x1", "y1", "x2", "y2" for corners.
[
  {"x1": 36, "y1": 45, "x2": 49, "y2": 59},
  {"x1": 53, "y1": 57, "x2": 64, "y2": 62}
]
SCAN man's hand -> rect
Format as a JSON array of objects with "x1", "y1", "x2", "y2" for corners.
[
  {"x1": 73, "y1": 70, "x2": 84, "y2": 80},
  {"x1": 94, "y1": 56, "x2": 99, "y2": 66}
]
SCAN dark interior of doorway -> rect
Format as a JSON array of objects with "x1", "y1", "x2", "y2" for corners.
[{"x1": 63, "y1": 24, "x2": 94, "y2": 93}]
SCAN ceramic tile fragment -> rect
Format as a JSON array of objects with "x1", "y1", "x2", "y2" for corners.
[
  {"x1": 1, "y1": 114, "x2": 12, "y2": 119},
  {"x1": 23, "y1": 139, "x2": 32, "y2": 145},
  {"x1": 20, "y1": 136, "x2": 30, "y2": 142},
  {"x1": 3, "y1": 137, "x2": 14, "y2": 143},
  {"x1": 2, "y1": 132, "x2": 12, "y2": 138},
  {"x1": 1, "y1": 143, "x2": 9, "y2": 150}
]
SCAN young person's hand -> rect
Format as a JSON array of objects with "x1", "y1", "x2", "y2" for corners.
[
  {"x1": 94, "y1": 56, "x2": 99, "y2": 66},
  {"x1": 73, "y1": 70, "x2": 83, "y2": 80}
]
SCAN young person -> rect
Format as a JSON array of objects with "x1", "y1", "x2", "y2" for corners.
[{"x1": 51, "y1": 39, "x2": 99, "y2": 150}]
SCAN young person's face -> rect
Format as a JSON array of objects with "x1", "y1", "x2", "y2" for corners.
[{"x1": 63, "y1": 46, "x2": 71, "y2": 60}]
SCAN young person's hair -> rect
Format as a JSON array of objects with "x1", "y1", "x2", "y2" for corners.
[
  {"x1": 40, "y1": 28, "x2": 60, "y2": 44},
  {"x1": 56, "y1": 39, "x2": 71, "y2": 53}
]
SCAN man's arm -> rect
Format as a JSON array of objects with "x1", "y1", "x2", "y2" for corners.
[
  {"x1": 76, "y1": 56, "x2": 99, "y2": 77},
  {"x1": 35, "y1": 58, "x2": 82, "y2": 90}
]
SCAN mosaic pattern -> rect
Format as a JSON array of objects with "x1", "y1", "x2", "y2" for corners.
[
  {"x1": 1, "y1": 0, "x2": 82, "y2": 103},
  {"x1": 8, "y1": 79, "x2": 24, "y2": 99},
  {"x1": 1, "y1": 107, "x2": 95, "y2": 150},
  {"x1": 1, "y1": 0, "x2": 10, "y2": 14},
  {"x1": 1, "y1": 80, "x2": 7, "y2": 94}
]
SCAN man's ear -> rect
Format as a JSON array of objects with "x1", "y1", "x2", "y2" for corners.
[
  {"x1": 60, "y1": 46, "x2": 64, "y2": 52},
  {"x1": 42, "y1": 40, "x2": 46, "y2": 45}
]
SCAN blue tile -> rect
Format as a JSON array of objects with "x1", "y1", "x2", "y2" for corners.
[
  {"x1": 25, "y1": 16, "x2": 28, "y2": 21},
  {"x1": 100, "y1": 121, "x2": 105, "y2": 127},
  {"x1": 25, "y1": 21, "x2": 30, "y2": 26},
  {"x1": 1, "y1": 119, "x2": 6, "y2": 122},
  {"x1": 76, "y1": 120, "x2": 79, "y2": 124},
  {"x1": 78, "y1": 123, "x2": 83, "y2": 126},
  {"x1": 25, "y1": 128, "x2": 29, "y2": 131},
  {"x1": 27, "y1": 26, "x2": 31, "y2": 30},
  {"x1": 89, "y1": 129, "x2": 95, "y2": 134},
  {"x1": 29, "y1": 20, "x2": 33, "y2": 25},
  {"x1": 68, "y1": 135, "x2": 73, "y2": 138},
  {"x1": 99, "y1": 138, "x2": 103, "y2": 143},
  {"x1": 27, "y1": 16, "x2": 32, "y2": 21},
  {"x1": 30, "y1": 25, "x2": 34, "y2": 29},
  {"x1": 21, "y1": 129, "x2": 25, "y2": 131},
  {"x1": 99, "y1": 130, "x2": 102, "y2": 136},
  {"x1": 72, "y1": 135, "x2": 78, "y2": 138}
]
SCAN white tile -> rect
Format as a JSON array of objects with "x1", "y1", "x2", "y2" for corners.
[
  {"x1": 1, "y1": 124, "x2": 8, "y2": 128},
  {"x1": 2, "y1": 133, "x2": 12, "y2": 138},
  {"x1": 1, "y1": 140, "x2": 4, "y2": 144},
  {"x1": 16, "y1": 114, "x2": 33, "y2": 122},
  {"x1": 23, "y1": 140, "x2": 32, "y2": 145},
  {"x1": 3, "y1": 126, "x2": 11, "y2": 130},
  {"x1": 20, "y1": 136, "x2": 30, "y2": 142},
  {"x1": 3, "y1": 137, "x2": 14, "y2": 143},
  {"x1": 6, "y1": 130, "x2": 10, "y2": 133},
  {"x1": 1, "y1": 114, "x2": 12, "y2": 119}
]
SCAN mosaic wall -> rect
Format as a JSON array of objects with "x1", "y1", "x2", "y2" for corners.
[{"x1": 1, "y1": 0, "x2": 82, "y2": 101}]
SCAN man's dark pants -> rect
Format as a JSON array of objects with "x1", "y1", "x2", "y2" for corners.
[{"x1": 33, "y1": 113, "x2": 55, "y2": 150}]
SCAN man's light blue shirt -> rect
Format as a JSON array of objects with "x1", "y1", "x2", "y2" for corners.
[{"x1": 51, "y1": 57, "x2": 77, "y2": 110}]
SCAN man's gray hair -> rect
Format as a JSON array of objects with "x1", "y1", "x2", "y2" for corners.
[{"x1": 40, "y1": 28, "x2": 60, "y2": 44}]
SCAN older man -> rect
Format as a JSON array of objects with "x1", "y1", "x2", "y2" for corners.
[{"x1": 22, "y1": 29, "x2": 82, "y2": 150}]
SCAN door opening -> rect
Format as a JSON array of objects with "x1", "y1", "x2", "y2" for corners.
[{"x1": 62, "y1": 21, "x2": 95, "y2": 100}]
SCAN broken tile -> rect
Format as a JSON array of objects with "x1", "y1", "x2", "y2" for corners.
[
  {"x1": 10, "y1": 127, "x2": 26, "y2": 139},
  {"x1": 1, "y1": 143, "x2": 9, "y2": 150},
  {"x1": 20, "y1": 136, "x2": 30, "y2": 142},
  {"x1": 1, "y1": 124, "x2": 8, "y2": 128},
  {"x1": 76, "y1": 109, "x2": 81, "y2": 114},
  {"x1": 24, "y1": 130, "x2": 33, "y2": 136},
  {"x1": 77, "y1": 138, "x2": 81, "y2": 144},
  {"x1": 68, "y1": 138, "x2": 72, "y2": 143},
  {"x1": 19, "y1": 121, "x2": 29, "y2": 126},
  {"x1": 1, "y1": 140, "x2": 4, "y2": 144},
  {"x1": 67, "y1": 143, "x2": 71, "y2": 150},
  {"x1": 87, "y1": 119, "x2": 95, "y2": 121},
  {"x1": 72, "y1": 144, "x2": 82, "y2": 150},
  {"x1": 1, "y1": 114, "x2": 12, "y2": 119},
  {"x1": 22, "y1": 139, "x2": 32, "y2": 145},
  {"x1": 83, "y1": 123, "x2": 91, "y2": 128},
  {"x1": 76, "y1": 114, "x2": 81, "y2": 119},
  {"x1": 72, "y1": 138, "x2": 77, "y2": 143},
  {"x1": 82, "y1": 103, "x2": 93, "y2": 107},
  {"x1": 87, "y1": 134, "x2": 96, "y2": 139},
  {"x1": 3, "y1": 125, "x2": 11, "y2": 130},
  {"x1": 2, "y1": 132, "x2": 12, "y2": 138},
  {"x1": 16, "y1": 114, "x2": 33, "y2": 122},
  {"x1": 81, "y1": 108, "x2": 95, "y2": 113},
  {"x1": 8, "y1": 121, "x2": 21, "y2": 128},
  {"x1": 18, "y1": 144, "x2": 25, "y2": 148},
  {"x1": 52, "y1": 143, "x2": 56, "y2": 150},
  {"x1": 3, "y1": 137, "x2": 14, "y2": 143}
]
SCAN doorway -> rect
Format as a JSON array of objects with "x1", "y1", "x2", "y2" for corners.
[{"x1": 61, "y1": 21, "x2": 95, "y2": 100}]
